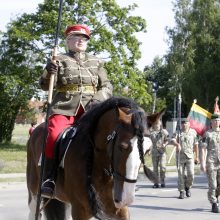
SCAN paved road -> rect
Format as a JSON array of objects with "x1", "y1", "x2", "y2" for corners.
[
  {"x1": 0, "y1": 173, "x2": 219, "y2": 220},
  {"x1": 129, "y1": 173, "x2": 219, "y2": 220}
]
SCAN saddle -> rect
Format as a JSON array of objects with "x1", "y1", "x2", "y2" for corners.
[{"x1": 54, "y1": 126, "x2": 78, "y2": 168}]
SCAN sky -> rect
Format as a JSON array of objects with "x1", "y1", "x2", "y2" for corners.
[{"x1": 0, "y1": 0, "x2": 175, "y2": 70}]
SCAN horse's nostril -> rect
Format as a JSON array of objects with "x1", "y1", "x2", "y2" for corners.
[{"x1": 114, "y1": 199, "x2": 120, "y2": 203}]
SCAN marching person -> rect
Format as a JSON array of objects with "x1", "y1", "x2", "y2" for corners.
[
  {"x1": 200, "y1": 113, "x2": 220, "y2": 213},
  {"x1": 149, "y1": 120, "x2": 169, "y2": 188},
  {"x1": 172, "y1": 118, "x2": 199, "y2": 199},
  {"x1": 39, "y1": 24, "x2": 113, "y2": 198}
]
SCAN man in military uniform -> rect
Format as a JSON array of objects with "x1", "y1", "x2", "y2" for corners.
[
  {"x1": 200, "y1": 113, "x2": 220, "y2": 213},
  {"x1": 172, "y1": 118, "x2": 199, "y2": 199},
  {"x1": 149, "y1": 120, "x2": 169, "y2": 188},
  {"x1": 39, "y1": 24, "x2": 113, "y2": 198}
]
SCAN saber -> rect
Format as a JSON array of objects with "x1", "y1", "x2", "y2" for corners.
[{"x1": 35, "y1": 0, "x2": 63, "y2": 219}]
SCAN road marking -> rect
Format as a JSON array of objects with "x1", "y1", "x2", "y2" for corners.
[{"x1": 162, "y1": 189, "x2": 177, "y2": 192}]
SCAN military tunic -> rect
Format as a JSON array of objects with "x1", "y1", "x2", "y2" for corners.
[
  {"x1": 40, "y1": 51, "x2": 113, "y2": 116},
  {"x1": 150, "y1": 128, "x2": 169, "y2": 184},
  {"x1": 176, "y1": 128, "x2": 198, "y2": 192},
  {"x1": 204, "y1": 129, "x2": 220, "y2": 204},
  {"x1": 39, "y1": 51, "x2": 113, "y2": 158}
]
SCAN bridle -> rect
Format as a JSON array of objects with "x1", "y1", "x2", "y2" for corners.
[
  {"x1": 104, "y1": 108, "x2": 146, "y2": 184},
  {"x1": 105, "y1": 128, "x2": 138, "y2": 183}
]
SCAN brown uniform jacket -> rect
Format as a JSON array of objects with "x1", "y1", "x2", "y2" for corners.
[{"x1": 39, "y1": 51, "x2": 113, "y2": 116}]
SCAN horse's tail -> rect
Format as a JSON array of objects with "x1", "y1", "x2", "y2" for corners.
[{"x1": 43, "y1": 198, "x2": 66, "y2": 220}]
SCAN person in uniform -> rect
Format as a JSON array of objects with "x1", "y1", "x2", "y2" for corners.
[
  {"x1": 200, "y1": 113, "x2": 220, "y2": 213},
  {"x1": 172, "y1": 118, "x2": 199, "y2": 199},
  {"x1": 149, "y1": 120, "x2": 169, "y2": 188},
  {"x1": 39, "y1": 24, "x2": 113, "y2": 198}
]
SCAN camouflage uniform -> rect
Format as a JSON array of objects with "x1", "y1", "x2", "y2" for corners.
[
  {"x1": 176, "y1": 128, "x2": 198, "y2": 192},
  {"x1": 204, "y1": 129, "x2": 220, "y2": 204},
  {"x1": 150, "y1": 128, "x2": 169, "y2": 185}
]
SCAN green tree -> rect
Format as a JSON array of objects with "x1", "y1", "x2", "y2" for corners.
[
  {"x1": 166, "y1": 0, "x2": 220, "y2": 113},
  {"x1": 144, "y1": 56, "x2": 169, "y2": 113},
  {"x1": 0, "y1": 0, "x2": 151, "y2": 142}
]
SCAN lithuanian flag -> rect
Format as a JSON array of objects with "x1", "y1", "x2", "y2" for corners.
[{"x1": 188, "y1": 103, "x2": 212, "y2": 136}]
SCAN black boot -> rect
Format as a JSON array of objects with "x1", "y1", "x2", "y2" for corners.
[
  {"x1": 178, "y1": 191, "x2": 184, "y2": 199},
  {"x1": 211, "y1": 203, "x2": 220, "y2": 213},
  {"x1": 41, "y1": 158, "x2": 57, "y2": 198},
  {"x1": 161, "y1": 182, "x2": 165, "y2": 188},
  {"x1": 152, "y1": 183, "x2": 159, "y2": 188},
  {"x1": 185, "y1": 187, "x2": 191, "y2": 197}
]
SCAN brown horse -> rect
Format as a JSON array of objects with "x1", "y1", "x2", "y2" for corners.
[{"x1": 27, "y1": 97, "x2": 162, "y2": 220}]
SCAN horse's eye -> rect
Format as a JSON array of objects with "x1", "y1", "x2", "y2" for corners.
[{"x1": 120, "y1": 142, "x2": 129, "y2": 150}]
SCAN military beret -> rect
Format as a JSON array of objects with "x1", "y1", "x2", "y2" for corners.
[
  {"x1": 181, "y1": 118, "x2": 189, "y2": 123},
  {"x1": 65, "y1": 24, "x2": 90, "y2": 39},
  {"x1": 211, "y1": 113, "x2": 220, "y2": 120}
]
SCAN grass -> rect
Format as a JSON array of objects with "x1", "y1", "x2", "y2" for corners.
[
  {"x1": 0, "y1": 124, "x2": 178, "y2": 183},
  {"x1": 0, "y1": 124, "x2": 29, "y2": 175},
  {"x1": 0, "y1": 142, "x2": 27, "y2": 174}
]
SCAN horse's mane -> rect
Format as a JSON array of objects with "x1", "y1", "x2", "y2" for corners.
[{"x1": 76, "y1": 96, "x2": 140, "y2": 134}]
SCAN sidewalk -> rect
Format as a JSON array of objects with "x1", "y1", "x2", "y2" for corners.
[{"x1": 0, "y1": 165, "x2": 202, "y2": 180}]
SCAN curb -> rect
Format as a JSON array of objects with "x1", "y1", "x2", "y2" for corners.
[{"x1": 0, "y1": 173, "x2": 26, "y2": 178}]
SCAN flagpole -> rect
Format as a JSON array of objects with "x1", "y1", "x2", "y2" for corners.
[{"x1": 177, "y1": 93, "x2": 182, "y2": 170}]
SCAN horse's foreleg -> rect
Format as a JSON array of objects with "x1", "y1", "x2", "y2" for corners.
[
  {"x1": 28, "y1": 193, "x2": 42, "y2": 220},
  {"x1": 71, "y1": 205, "x2": 90, "y2": 220}
]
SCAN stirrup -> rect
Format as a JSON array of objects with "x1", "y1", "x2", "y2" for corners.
[{"x1": 41, "y1": 179, "x2": 55, "y2": 198}]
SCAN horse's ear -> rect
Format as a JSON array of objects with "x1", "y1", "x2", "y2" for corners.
[
  {"x1": 146, "y1": 108, "x2": 166, "y2": 128},
  {"x1": 118, "y1": 107, "x2": 132, "y2": 124}
]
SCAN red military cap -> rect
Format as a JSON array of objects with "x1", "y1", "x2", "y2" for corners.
[{"x1": 65, "y1": 24, "x2": 90, "y2": 39}]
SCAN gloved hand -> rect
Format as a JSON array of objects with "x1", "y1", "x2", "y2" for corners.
[
  {"x1": 194, "y1": 158, "x2": 199, "y2": 165},
  {"x1": 46, "y1": 59, "x2": 58, "y2": 75}
]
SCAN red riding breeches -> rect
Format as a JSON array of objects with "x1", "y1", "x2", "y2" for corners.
[{"x1": 45, "y1": 105, "x2": 84, "y2": 158}]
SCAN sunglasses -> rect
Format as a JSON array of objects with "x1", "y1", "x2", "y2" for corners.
[{"x1": 68, "y1": 34, "x2": 89, "y2": 42}]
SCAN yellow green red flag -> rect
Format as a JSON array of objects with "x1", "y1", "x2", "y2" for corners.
[{"x1": 188, "y1": 103, "x2": 212, "y2": 136}]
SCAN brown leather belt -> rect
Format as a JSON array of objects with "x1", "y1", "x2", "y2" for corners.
[{"x1": 57, "y1": 84, "x2": 96, "y2": 93}]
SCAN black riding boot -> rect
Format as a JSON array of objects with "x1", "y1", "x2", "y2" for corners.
[{"x1": 41, "y1": 158, "x2": 57, "y2": 198}]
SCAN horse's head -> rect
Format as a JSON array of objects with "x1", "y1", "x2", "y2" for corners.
[
  {"x1": 93, "y1": 102, "x2": 152, "y2": 209},
  {"x1": 109, "y1": 107, "x2": 147, "y2": 208},
  {"x1": 89, "y1": 97, "x2": 165, "y2": 211}
]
